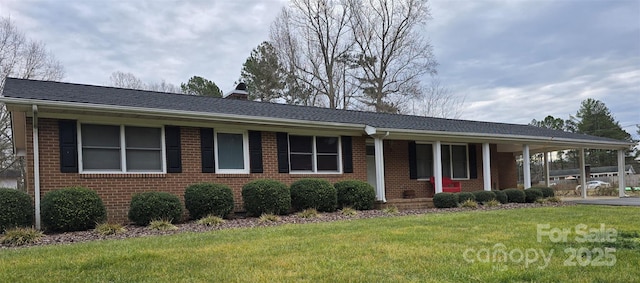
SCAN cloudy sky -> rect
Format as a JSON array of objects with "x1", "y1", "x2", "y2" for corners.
[{"x1": 2, "y1": 0, "x2": 639, "y2": 138}]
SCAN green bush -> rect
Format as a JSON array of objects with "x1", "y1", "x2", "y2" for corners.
[
  {"x1": 457, "y1": 192, "x2": 475, "y2": 203},
  {"x1": 184, "y1": 183, "x2": 234, "y2": 219},
  {"x1": 503, "y1": 189, "x2": 526, "y2": 203},
  {"x1": 472, "y1": 191, "x2": 496, "y2": 204},
  {"x1": 433, "y1": 193, "x2": 458, "y2": 208},
  {"x1": 525, "y1": 189, "x2": 544, "y2": 203},
  {"x1": 494, "y1": 190, "x2": 508, "y2": 204},
  {"x1": 334, "y1": 180, "x2": 375, "y2": 210},
  {"x1": 0, "y1": 188, "x2": 33, "y2": 232},
  {"x1": 530, "y1": 186, "x2": 555, "y2": 198},
  {"x1": 41, "y1": 187, "x2": 106, "y2": 232},
  {"x1": 242, "y1": 179, "x2": 291, "y2": 216},
  {"x1": 128, "y1": 192, "x2": 183, "y2": 226},
  {"x1": 290, "y1": 179, "x2": 337, "y2": 212}
]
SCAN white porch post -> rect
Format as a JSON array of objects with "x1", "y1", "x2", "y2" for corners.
[
  {"x1": 373, "y1": 137, "x2": 386, "y2": 202},
  {"x1": 618, "y1": 150, "x2": 626, "y2": 197},
  {"x1": 433, "y1": 141, "x2": 443, "y2": 194},
  {"x1": 579, "y1": 148, "x2": 587, "y2": 199},
  {"x1": 544, "y1": 152, "x2": 550, "y2": 187},
  {"x1": 32, "y1": 105, "x2": 41, "y2": 230},
  {"x1": 523, "y1": 144, "x2": 531, "y2": 189},
  {"x1": 482, "y1": 143, "x2": 491, "y2": 191}
]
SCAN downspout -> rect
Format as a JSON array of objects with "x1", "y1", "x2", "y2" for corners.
[{"x1": 32, "y1": 105, "x2": 41, "y2": 230}]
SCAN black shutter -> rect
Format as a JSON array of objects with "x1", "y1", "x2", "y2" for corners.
[
  {"x1": 248, "y1": 131, "x2": 263, "y2": 173},
  {"x1": 164, "y1": 126, "x2": 182, "y2": 173},
  {"x1": 408, "y1": 141, "x2": 417, "y2": 179},
  {"x1": 341, "y1": 136, "x2": 353, "y2": 173},
  {"x1": 200, "y1": 128, "x2": 215, "y2": 173},
  {"x1": 276, "y1": 132, "x2": 289, "y2": 173},
  {"x1": 59, "y1": 120, "x2": 78, "y2": 173},
  {"x1": 469, "y1": 143, "x2": 478, "y2": 179}
]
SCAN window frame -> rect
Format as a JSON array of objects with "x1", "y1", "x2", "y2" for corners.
[
  {"x1": 288, "y1": 135, "x2": 342, "y2": 174},
  {"x1": 78, "y1": 122, "x2": 166, "y2": 174},
  {"x1": 213, "y1": 129, "x2": 250, "y2": 174},
  {"x1": 416, "y1": 142, "x2": 470, "y2": 180}
]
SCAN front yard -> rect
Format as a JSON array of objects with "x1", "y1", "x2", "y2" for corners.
[{"x1": 1, "y1": 205, "x2": 639, "y2": 282}]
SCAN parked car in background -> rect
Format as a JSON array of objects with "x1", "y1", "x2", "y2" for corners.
[{"x1": 576, "y1": 180, "x2": 611, "y2": 190}]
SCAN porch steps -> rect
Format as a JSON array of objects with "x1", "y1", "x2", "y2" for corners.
[{"x1": 377, "y1": 198, "x2": 434, "y2": 210}]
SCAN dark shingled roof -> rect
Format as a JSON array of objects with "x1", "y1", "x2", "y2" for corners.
[{"x1": 0, "y1": 78, "x2": 629, "y2": 145}]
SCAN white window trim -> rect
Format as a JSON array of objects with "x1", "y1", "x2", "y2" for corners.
[
  {"x1": 416, "y1": 142, "x2": 470, "y2": 181},
  {"x1": 288, "y1": 135, "x2": 342, "y2": 174},
  {"x1": 78, "y1": 123, "x2": 166, "y2": 174},
  {"x1": 214, "y1": 129, "x2": 250, "y2": 174}
]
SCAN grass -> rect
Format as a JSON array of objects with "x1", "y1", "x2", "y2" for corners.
[
  {"x1": 296, "y1": 208, "x2": 320, "y2": 218},
  {"x1": 148, "y1": 219, "x2": 177, "y2": 231},
  {"x1": 196, "y1": 215, "x2": 225, "y2": 226},
  {"x1": 0, "y1": 227, "x2": 43, "y2": 246},
  {"x1": 0, "y1": 206, "x2": 639, "y2": 282},
  {"x1": 258, "y1": 213, "x2": 281, "y2": 223},
  {"x1": 94, "y1": 223, "x2": 126, "y2": 236}
]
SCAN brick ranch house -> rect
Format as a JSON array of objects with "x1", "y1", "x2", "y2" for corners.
[{"x1": 1, "y1": 78, "x2": 632, "y2": 226}]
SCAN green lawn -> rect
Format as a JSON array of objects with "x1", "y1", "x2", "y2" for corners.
[{"x1": 1, "y1": 205, "x2": 639, "y2": 282}]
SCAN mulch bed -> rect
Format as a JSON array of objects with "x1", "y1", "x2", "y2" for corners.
[{"x1": 1, "y1": 202, "x2": 574, "y2": 249}]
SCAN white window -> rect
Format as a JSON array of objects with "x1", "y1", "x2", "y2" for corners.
[
  {"x1": 416, "y1": 143, "x2": 469, "y2": 179},
  {"x1": 289, "y1": 135, "x2": 341, "y2": 173},
  {"x1": 214, "y1": 130, "x2": 249, "y2": 173},
  {"x1": 79, "y1": 124, "x2": 164, "y2": 173}
]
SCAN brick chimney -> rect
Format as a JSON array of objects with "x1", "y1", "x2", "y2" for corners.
[{"x1": 225, "y1": 83, "x2": 249, "y2": 100}]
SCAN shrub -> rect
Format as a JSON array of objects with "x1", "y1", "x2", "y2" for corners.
[
  {"x1": 290, "y1": 179, "x2": 337, "y2": 212},
  {"x1": 259, "y1": 213, "x2": 281, "y2": 223},
  {"x1": 297, "y1": 208, "x2": 320, "y2": 218},
  {"x1": 457, "y1": 192, "x2": 476, "y2": 203},
  {"x1": 334, "y1": 180, "x2": 376, "y2": 210},
  {"x1": 1, "y1": 227, "x2": 43, "y2": 246},
  {"x1": 433, "y1": 193, "x2": 458, "y2": 208},
  {"x1": 382, "y1": 206, "x2": 398, "y2": 214},
  {"x1": 530, "y1": 186, "x2": 555, "y2": 198},
  {"x1": 94, "y1": 223, "x2": 126, "y2": 236},
  {"x1": 0, "y1": 188, "x2": 33, "y2": 232},
  {"x1": 128, "y1": 192, "x2": 183, "y2": 226},
  {"x1": 503, "y1": 189, "x2": 526, "y2": 203},
  {"x1": 340, "y1": 207, "x2": 357, "y2": 216},
  {"x1": 472, "y1": 191, "x2": 496, "y2": 204},
  {"x1": 41, "y1": 187, "x2": 106, "y2": 232},
  {"x1": 242, "y1": 179, "x2": 291, "y2": 216},
  {"x1": 197, "y1": 215, "x2": 226, "y2": 226},
  {"x1": 460, "y1": 199, "x2": 478, "y2": 208},
  {"x1": 547, "y1": 196, "x2": 563, "y2": 203},
  {"x1": 494, "y1": 190, "x2": 508, "y2": 204},
  {"x1": 524, "y1": 189, "x2": 544, "y2": 203},
  {"x1": 184, "y1": 183, "x2": 234, "y2": 219},
  {"x1": 485, "y1": 199, "x2": 501, "y2": 207},
  {"x1": 148, "y1": 219, "x2": 177, "y2": 231}
]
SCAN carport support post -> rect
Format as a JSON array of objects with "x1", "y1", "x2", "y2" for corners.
[
  {"x1": 544, "y1": 152, "x2": 550, "y2": 187},
  {"x1": 522, "y1": 145, "x2": 531, "y2": 189},
  {"x1": 482, "y1": 143, "x2": 491, "y2": 191},
  {"x1": 433, "y1": 141, "x2": 443, "y2": 194},
  {"x1": 579, "y1": 148, "x2": 587, "y2": 199},
  {"x1": 373, "y1": 137, "x2": 387, "y2": 202},
  {"x1": 618, "y1": 150, "x2": 626, "y2": 197}
]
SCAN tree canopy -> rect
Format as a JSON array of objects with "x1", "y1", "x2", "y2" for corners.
[
  {"x1": 240, "y1": 42, "x2": 286, "y2": 102},
  {"x1": 180, "y1": 76, "x2": 222, "y2": 97}
]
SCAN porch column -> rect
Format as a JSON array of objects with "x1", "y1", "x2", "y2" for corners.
[
  {"x1": 433, "y1": 141, "x2": 443, "y2": 193},
  {"x1": 373, "y1": 137, "x2": 386, "y2": 202},
  {"x1": 544, "y1": 152, "x2": 550, "y2": 187},
  {"x1": 32, "y1": 105, "x2": 41, "y2": 230},
  {"x1": 579, "y1": 148, "x2": 587, "y2": 199},
  {"x1": 618, "y1": 150, "x2": 626, "y2": 197},
  {"x1": 523, "y1": 144, "x2": 531, "y2": 189},
  {"x1": 482, "y1": 143, "x2": 491, "y2": 191}
]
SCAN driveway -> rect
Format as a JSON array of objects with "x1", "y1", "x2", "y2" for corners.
[{"x1": 568, "y1": 197, "x2": 640, "y2": 207}]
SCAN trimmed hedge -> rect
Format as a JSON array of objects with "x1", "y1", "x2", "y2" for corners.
[
  {"x1": 290, "y1": 179, "x2": 337, "y2": 212},
  {"x1": 494, "y1": 190, "x2": 508, "y2": 204},
  {"x1": 433, "y1": 193, "x2": 458, "y2": 208},
  {"x1": 128, "y1": 192, "x2": 183, "y2": 226},
  {"x1": 335, "y1": 180, "x2": 375, "y2": 210},
  {"x1": 0, "y1": 188, "x2": 33, "y2": 232},
  {"x1": 457, "y1": 192, "x2": 475, "y2": 203},
  {"x1": 184, "y1": 183, "x2": 234, "y2": 219},
  {"x1": 525, "y1": 189, "x2": 544, "y2": 203},
  {"x1": 242, "y1": 179, "x2": 291, "y2": 216},
  {"x1": 503, "y1": 189, "x2": 526, "y2": 203},
  {"x1": 530, "y1": 186, "x2": 555, "y2": 198},
  {"x1": 472, "y1": 191, "x2": 497, "y2": 204},
  {"x1": 41, "y1": 187, "x2": 106, "y2": 232}
]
